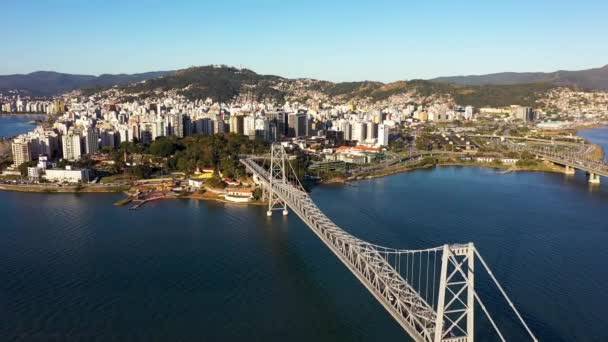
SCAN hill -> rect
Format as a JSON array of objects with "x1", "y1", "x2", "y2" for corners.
[
  {"x1": 429, "y1": 64, "x2": 608, "y2": 90},
  {"x1": 0, "y1": 70, "x2": 172, "y2": 96},
  {"x1": 2, "y1": 65, "x2": 579, "y2": 108},
  {"x1": 92, "y1": 65, "x2": 562, "y2": 108},
  {"x1": 114, "y1": 65, "x2": 286, "y2": 102}
]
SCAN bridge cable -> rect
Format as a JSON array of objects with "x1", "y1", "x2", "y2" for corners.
[
  {"x1": 431, "y1": 251, "x2": 437, "y2": 308},
  {"x1": 418, "y1": 252, "x2": 422, "y2": 297},
  {"x1": 425, "y1": 251, "x2": 430, "y2": 304},
  {"x1": 474, "y1": 248, "x2": 539, "y2": 342},
  {"x1": 473, "y1": 290, "x2": 506, "y2": 342}
]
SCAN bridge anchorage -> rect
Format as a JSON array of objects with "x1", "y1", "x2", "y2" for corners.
[{"x1": 242, "y1": 143, "x2": 538, "y2": 342}]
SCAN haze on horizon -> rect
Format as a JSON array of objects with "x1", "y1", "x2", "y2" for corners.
[{"x1": 3, "y1": 0, "x2": 607, "y2": 82}]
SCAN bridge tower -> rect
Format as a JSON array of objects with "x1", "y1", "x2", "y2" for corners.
[
  {"x1": 267, "y1": 143, "x2": 289, "y2": 216},
  {"x1": 435, "y1": 243, "x2": 476, "y2": 342}
]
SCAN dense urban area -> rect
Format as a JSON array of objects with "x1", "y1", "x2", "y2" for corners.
[{"x1": 1, "y1": 65, "x2": 607, "y2": 206}]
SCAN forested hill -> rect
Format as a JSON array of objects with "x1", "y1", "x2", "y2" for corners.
[{"x1": 88, "y1": 65, "x2": 562, "y2": 108}]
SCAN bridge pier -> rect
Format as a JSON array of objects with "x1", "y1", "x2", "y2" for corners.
[
  {"x1": 588, "y1": 172, "x2": 601, "y2": 185},
  {"x1": 564, "y1": 165, "x2": 576, "y2": 175}
]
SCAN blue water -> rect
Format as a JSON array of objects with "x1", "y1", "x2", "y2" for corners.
[
  {"x1": 0, "y1": 126, "x2": 607, "y2": 341},
  {"x1": 0, "y1": 114, "x2": 43, "y2": 138},
  {"x1": 0, "y1": 167, "x2": 607, "y2": 341},
  {"x1": 578, "y1": 126, "x2": 608, "y2": 161}
]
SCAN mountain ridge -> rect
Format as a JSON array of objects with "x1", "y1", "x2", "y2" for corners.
[
  {"x1": 0, "y1": 70, "x2": 173, "y2": 96},
  {"x1": 99, "y1": 65, "x2": 557, "y2": 108},
  {"x1": 429, "y1": 64, "x2": 608, "y2": 89}
]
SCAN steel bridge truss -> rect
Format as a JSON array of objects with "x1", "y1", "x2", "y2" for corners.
[{"x1": 241, "y1": 143, "x2": 538, "y2": 342}]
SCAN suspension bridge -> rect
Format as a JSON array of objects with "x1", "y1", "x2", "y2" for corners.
[{"x1": 241, "y1": 143, "x2": 538, "y2": 342}]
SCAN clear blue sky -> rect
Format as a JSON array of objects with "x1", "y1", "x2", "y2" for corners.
[{"x1": 3, "y1": 0, "x2": 608, "y2": 82}]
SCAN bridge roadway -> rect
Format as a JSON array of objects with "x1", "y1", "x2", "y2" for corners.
[
  {"x1": 241, "y1": 157, "x2": 444, "y2": 342},
  {"x1": 510, "y1": 144, "x2": 608, "y2": 182}
]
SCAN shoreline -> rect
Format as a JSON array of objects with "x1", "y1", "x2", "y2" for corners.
[
  {"x1": 0, "y1": 113, "x2": 47, "y2": 116},
  {"x1": 0, "y1": 183, "x2": 129, "y2": 193},
  {"x1": 0, "y1": 160, "x2": 572, "y2": 195},
  {"x1": 573, "y1": 122, "x2": 608, "y2": 131},
  {"x1": 321, "y1": 161, "x2": 565, "y2": 185}
]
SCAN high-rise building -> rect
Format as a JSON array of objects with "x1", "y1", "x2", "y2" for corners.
[
  {"x1": 51, "y1": 99, "x2": 65, "y2": 115},
  {"x1": 337, "y1": 120, "x2": 352, "y2": 141},
  {"x1": 287, "y1": 112, "x2": 308, "y2": 137},
  {"x1": 167, "y1": 113, "x2": 184, "y2": 137},
  {"x1": 202, "y1": 118, "x2": 214, "y2": 135},
  {"x1": 352, "y1": 122, "x2": 367, "y2": 142},
  {"x1": 214, "y1": 116, "x2": 227, "y2": 134},
  {"x1": 11, "y1": 138, "x2": 31, "y2": 167},
  {"x1": 243, "y1": 115, "x2": 256, "y2": 137},
  {"x1": 366, "y1": 121, "x2": 377, "y2": 141},
  {"x1": 515, "y1": 107, "x2": 537, "y2": 122},
  {"x1": 229, "y1": 115, "x2": 244, "y2": 135},
  {"x1": 100, "y1": 130, "x2": 117, "y2": 149},
  {"x1": 377, "y1": 124, "x2": 390, "y2": 147},
  {"x1": 139, "y1": 124, "x2": 154, "y2": 145},
  {"x1": 84, "y1": 128, "x2": 99, "y2": 154},
  {"x1": 62, "y1": 132, "x2": 82, "y2": 161},
  {"x1": 464, "y1": 106, "x2": 474, "y2": 120},
  {"x1": 266, "y1": 111, "x2": 288, "y2": 136},
  {"x1": 254, "y1": 117, "x2": 269, "y2": 141}
]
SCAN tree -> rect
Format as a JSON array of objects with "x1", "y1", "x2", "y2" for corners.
[
  {"x1": 128, "y1": 163, "x2": 153, "y2": 179},
  {"x1": 18, "y1": 161, "x2": 38, "y2": 177},
  {"x1": 0, "y1": 158, "x2": 13, "y2": 171},
  {"x1": 149, "y1": 138, "x2": 178, "y2": 157},
  {"x1": 252, "y1": 188, "x2": 263, "y2": 200},
  {"x1": 415, "y1": 133, "x2": 433, "y2": 151},
  {"x1": 206, "y1": 172, "x2": 226, "y2": 189}
]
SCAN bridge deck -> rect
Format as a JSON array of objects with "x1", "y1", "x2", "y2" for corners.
[
  {"x1": 242, "y1": 158, "x2": 440, "y2": 342},
  {"x1": 511, "y1": 144, "x2": 608, "y2": 177}
]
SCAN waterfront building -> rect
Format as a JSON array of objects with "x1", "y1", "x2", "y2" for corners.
[
  {"x1": 44, "y1": 166, "x2": 90, "y2": 183},
  {"x1": 11, "y1": 138, "x2": 31, "y2": 167},
  {"x1": 27, "y1": 167, "x2": 40, "y2": 180}
]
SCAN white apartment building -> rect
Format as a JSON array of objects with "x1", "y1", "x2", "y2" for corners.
[
  {"x1": 62, "y1": 132, "x2": 82, "y2": 161},
  {"x1": 11, "y1": 137, "x2": 31, "y2": 167},
  {"x1": 377, "y1": 124, "x2": 390, "y2": 147},
  {"x1": 44, "y1": 166, "x2": 90, "y2": 183}
]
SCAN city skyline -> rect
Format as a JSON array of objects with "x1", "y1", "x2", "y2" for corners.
[{"x1": 3, "y1": 0, "x2": 608, "y2": 82}]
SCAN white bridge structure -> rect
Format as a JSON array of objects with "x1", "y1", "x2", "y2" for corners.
[
  {"x1": 509, "y1": 142, "x2": 608, "y2": 184},
  {"x1": 241, "y1": 144, "x2": 538, "y2": 342}
]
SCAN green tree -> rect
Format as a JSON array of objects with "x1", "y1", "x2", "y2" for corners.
[
  {"x1": 128, "y1": 163, "x2": 154, "y2": 179},
  {"x1": 252, "y1": 188, "x2": 263, "y2": 200},
  {"x1": 149, "y1": 138, "x2": 178, "y2": 157},
  {"x1": 18, "y1": 161, "x2": 38, "y2": 177}
]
